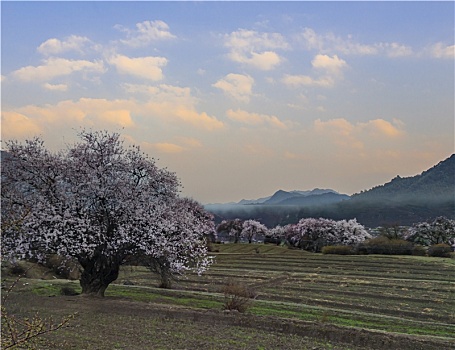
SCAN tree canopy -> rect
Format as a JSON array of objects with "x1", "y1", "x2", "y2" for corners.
[{"x1": 1, "y1": 130, "x2": 214, "y2": 296}]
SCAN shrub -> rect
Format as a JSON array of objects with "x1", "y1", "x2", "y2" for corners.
[
  {"x1": 221, "y1": 279, "x2": 256, "y2": 313},
  {"x1": 60, "y1": 286, "x2": 79, "y2": 296},
  {"x1": 428, "y1": 244, "x2": 452, "y2": 258},
  {"x1": 358, "y1": 237, "x2": 413, "y2": 255},
  {"x1": 411, "y1": 245, "x2": 427, "y2": 256},
  {"x1": 9, "y1": 263, "x2": 26, "y2": 276},
  {"x1": 321, "y1": 245, "x2": 355, "y2": 255}
]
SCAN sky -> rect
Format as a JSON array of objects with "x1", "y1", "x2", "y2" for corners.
[{"x1": 1, "y1": 1, "x2": 454, "y2": 204}]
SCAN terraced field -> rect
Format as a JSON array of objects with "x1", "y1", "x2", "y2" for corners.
[
  {"x1": 117, "y1": 245, "x2": 455, "y2": 335},
  {"x1": 3, "y1": 244, "x2": 454, "y2": 349}
]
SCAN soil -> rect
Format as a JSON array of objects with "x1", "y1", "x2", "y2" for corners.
[{"x1": 5, "y1": 291, "x2": 454, "y2": 350}]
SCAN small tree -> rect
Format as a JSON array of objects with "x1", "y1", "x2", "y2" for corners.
[
  {"x1": 1, "y1": 130, "x2": 213, "y2": 297},
  {"x1": 216, "y1": 219, "x2": 243, "y2": 243},
  {"x1": 241, "y1": 219, "x2": 268, "y2": 243},
  {"x1": 406, "y1": 217, "x2": 455, "y2": 249},
  {"x1": 286, "y1": 218, "x2": 370, "y2": 252},
  {"x1": 378, "y1": 223, "x2": 405, "y2": 239}
]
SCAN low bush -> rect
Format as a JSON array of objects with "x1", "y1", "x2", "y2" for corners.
[
  {"x1": 60, "y1": 286, "x2": 79, "y2": 296},
  {"x1": 411, "y1": 245, "x2": 427, "y2": 256},
  {"x1": 428, "y1": 244, "x2": 452, "y2": 258},
  {"x1": 9, "y1": 263, "x2": 26, "y2": 276},
  {"x1": 321, "y1": 245, "x2": 354, "y2": 255},
  {"x1": 221, "y1": 279, "x2": 256, "y2": 313},
  {"x1": 358, "y1": 237, "x2": 414, "y2": 255}
]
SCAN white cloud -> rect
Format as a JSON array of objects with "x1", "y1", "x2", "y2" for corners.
[
  {"x1": 377, "y1": 42, "x2": 413, "y2": 57},
  {"x1": 108, "y1": 54, "x2": 167, "y2": 81},
  {"x1": 37, "y1": 35, "x2": 94, "y2": 55},
  {"x1": 427, "y1": 43, "x2": 455, "y2": 59},
  {"x1": 115, "y1": 20, "x2": 176, "y2": 47},
  {"x1": 213, "y1": 73, "x2": 254, "y2": 102},
  {"x1": 282, "y1": 54, "x2": 346, "y2": 88},
  {"x1": 11, "y1": 58, "x2": 105, "y2": 82},
  {"x1": 43, "y1": 83, "x2": 68, "y2": 91},
  {"x1": 226, "y1": 109, "x2": 287, "y2": 129},
  {"x1": 282, "y1": 74, "x2": 335, "y2": 88},
  {"x1": 224, "y1": 29, "x2": 288, "y2": 70},
  {"x1": 299, "y1": 27, "x2": 413, "y2": 57},
  {"x1": 311, "y1": 54, "x2": 347, "y2": 74}
]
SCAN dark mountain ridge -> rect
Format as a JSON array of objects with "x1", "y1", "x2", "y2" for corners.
[
  {"x1": 352, "y1": 154, "x2": 454, "y2": 202},
  {"x1": 207, "y1": 154, "x2": 455, "y2": 227}
]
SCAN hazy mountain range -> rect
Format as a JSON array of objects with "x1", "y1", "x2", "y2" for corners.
[
  {"x1": 212, "y1": 188, "x2": 348, "y2": 206},
  {"x1": 206, "y1": 154, "x2": 455, "y2": 227}
]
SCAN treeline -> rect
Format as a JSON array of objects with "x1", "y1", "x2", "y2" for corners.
[{"x1": 216, "y1": 216, "x2": 455, "y2": 257}]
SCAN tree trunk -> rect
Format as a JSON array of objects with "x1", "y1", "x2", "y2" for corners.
[{"x1": 78, "y1": 250, "x2": 122, "y2": 297}]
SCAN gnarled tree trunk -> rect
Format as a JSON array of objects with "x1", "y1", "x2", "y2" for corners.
[{"x1": 78, "y1": 250, "x2": 123, "y2": 297}]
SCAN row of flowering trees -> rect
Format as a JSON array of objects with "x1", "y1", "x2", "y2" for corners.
[
  {"x1": 1, "y1": 131, "x2": 215, "y2": 296},
  {"x1": 216, "y1": 217, "x2": 371, "y2": 252},
  {"x1": 217, "y1": 216, "x2": 455, "y2": 253}
]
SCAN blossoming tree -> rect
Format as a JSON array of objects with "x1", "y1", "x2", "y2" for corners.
[
  {"x1": 241, "y1": 219, "x2": 268, "y2": 243},
  {"x1": 1, "y1": 130, "x2": 213, "y2": 297},
  {"x1": 216, "y1": 219, "x2": 244, "y2": 243},
  {"x1": 406, "y1": 216, "x2": 455, "y2": 249},
  {"x1": 286, "y1": 218, "x2": 370, "y2": 252}
]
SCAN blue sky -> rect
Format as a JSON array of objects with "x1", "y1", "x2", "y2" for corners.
[{"x1": 1, "y1": 1, "x2": 454, "y2": 203}]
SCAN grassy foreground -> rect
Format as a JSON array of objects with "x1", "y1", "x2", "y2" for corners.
[{"x1": 2, "y1": 244, "x2": 454, "y2": 349}]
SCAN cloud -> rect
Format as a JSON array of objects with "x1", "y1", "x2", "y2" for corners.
[
  {"x1": 144, "y1": 136, "x2": 203, "y2": 154},
  {"x1": 226, "y1": 109, "x2": 287, "y2": 129},
  {"x1": 282, "y1": 74, "x2": 335, "y2": 88},
  {"x1": 228, "y1": 50, "x2": 282, "y2": 71},
  {"x1": 172, "y1": 106, "x2": 225, "y2": 131},
  {"x1": 115, "y1": 20, "x2": 176, "y2": 47},
  {"x1": 43, "y1": 83, "x2": 68, "y2": 91},
  {"x1": 427, "y1": 43, "x2": 455, "y2": 59},
  {"x1": 224, "y1": 29, "x2": 288, "y2": 70},
  {"x1": 98, "y1": 110, "x2": 134, "y2": 128},
  {"x1": 213, "y1": 73, "x2": 254, "y2": 102},
  {"x1": 37, "y1": 35, "x2": 94, "y2": 55},
  {"x1": 363, "y1": 119, "x2": 403, "y2": 137},
  {"x1": 11, "y1": 58, "x2": 105, "y2": 82},
  {"x1": 1, "y1": 111, "x2": 43, "y2": 139},
  {"x1": 282, "y1": 54, "x2": 346, "y2": 88},
  {"x1": 123, "y1": 83, "x2": 226, "y2": 130},
  {"x1": 177, "y1": 137, "x2": 203, "y2": 148},
  {"x1": 108, "y1": 55, "x2": 167, "y2": 81},
  {"x1": 311, "y1": 54, "x2": 347, "y2": 74},
  {"x1": 315, "y1": 118, "x2": 404, "y2": 137},
  {"x1": 377, "y1": 42, "x2": 413, "y2": 57},
  {"x1": 299, "y1": 27, "x2": 413, "y2": 57},
  {"x1": 150, "y1": 142, "x2": 185, "y2": 154},
  {"x1": 10, "y1": 98, "x2": 136, "y2": 129},
  {"x1": 313, "y1": 118, "x2": 405, "y2": 151}
]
